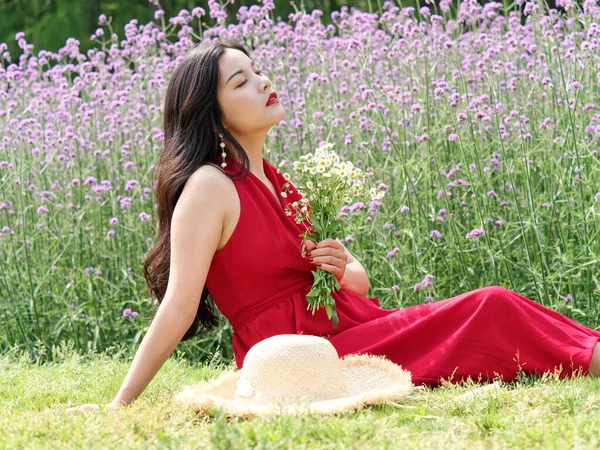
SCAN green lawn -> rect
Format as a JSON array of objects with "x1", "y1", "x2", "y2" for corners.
[{"x1": 2, "y1": 348, "x2": 600, "y2": 449}]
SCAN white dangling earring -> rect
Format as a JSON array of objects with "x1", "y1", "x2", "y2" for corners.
[{"x1": 219, "y1": 133, "x2": 227, "y2": 168}]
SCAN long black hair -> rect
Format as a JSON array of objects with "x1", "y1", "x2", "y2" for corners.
[{"x1": 143, "y1": 38, "x2": 252, "y2": 340}]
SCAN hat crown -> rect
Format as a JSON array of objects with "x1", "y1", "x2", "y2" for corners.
[{"x1": 234, "y1": 334, "x2": 348, "y2": 404}]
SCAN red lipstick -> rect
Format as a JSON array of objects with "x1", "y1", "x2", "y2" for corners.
[{"x1": 266, "y1": 92, "x2": 278, "y2": 106}]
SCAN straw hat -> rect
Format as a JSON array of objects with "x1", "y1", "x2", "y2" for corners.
[{"x1": 174, "y1": 334, "x2": 413, "y2": 418}]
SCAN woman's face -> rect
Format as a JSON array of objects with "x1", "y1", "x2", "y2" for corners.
[{"x1": 217, "y1": 49, "x2": 285, "y2": 136}]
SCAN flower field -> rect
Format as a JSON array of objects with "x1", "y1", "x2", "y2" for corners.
[{"x1": 1, "y1": 0, "x2": 600, "y2": 365}]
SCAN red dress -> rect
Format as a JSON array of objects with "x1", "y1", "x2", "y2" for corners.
[{"x1": 204, "y1": 156, "x2": 600, "y2": 386}]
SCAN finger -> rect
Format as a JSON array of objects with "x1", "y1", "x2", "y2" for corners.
[
  {"x1": 312, "y1": 255, "x2": 345, "y2": 268},
  {"x1": 317, "y1": 238, "x2": 345, "y2": 252},
  {"x1": 65, "y1": 405, "x2": 98, "y2": 412},
  {"x1": 105, "y1": 402, "x2": 124, "y2": 409},
  {"x1": 302, "y1": 240, "x2": 317, "y2": 258},
  {"x1": 312, "y1": 239, "x2": 337, "y2": 253},
  {"x1": 311, "y1": 246, "x2": 347, "y2": 260},
  {"x1": 65, "y1": 406, "x2": 83, "y2": 412},
  {"x1": 316, "y1": 238, "x2": 337, "y2": 249},
  {"x1": 304, "y1": 239, "x2": 317, "y2": 251},
  {"x1": 316, "y1": 262, "x2": 345, "y2": 279},
  {"x1": 334, "y1": 239, "x2": 347, "y2": 252},
  {"x1": 82, "y1": 404, "x2": 100, "y2": 411}
]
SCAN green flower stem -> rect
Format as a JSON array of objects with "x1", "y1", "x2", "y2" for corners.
[{"x1": 305, "y1": 268, "x2": 340, "y2": 328}]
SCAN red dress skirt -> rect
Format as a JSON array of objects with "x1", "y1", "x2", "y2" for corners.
[{"x1": 204, "y1": 156, "x2": 600, "y2": 385}]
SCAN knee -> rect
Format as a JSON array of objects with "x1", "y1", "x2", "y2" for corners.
[
  {"x1": 483, "y1": 285, "x2": 514, "y2": 298},
  {"x1": 477, "y1": 285, "x2": 517, "y2": 308}
]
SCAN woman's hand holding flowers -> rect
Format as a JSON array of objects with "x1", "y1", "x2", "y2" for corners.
[
  {"x1": 304, "y1": 238, "x2": 348, "y2": 283},
  {"x1": 286, "y1": 142, "x2": 385, "y2": 327}
]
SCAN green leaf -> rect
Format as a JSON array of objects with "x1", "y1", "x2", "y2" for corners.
[
  {"x1": 311, "y1": 215, "x2": 323, "y2": 234},
  {"x1": 298, "y1": 232, "x2": 318, "y2": 241}
]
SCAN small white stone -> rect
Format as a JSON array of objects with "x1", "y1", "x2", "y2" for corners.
[
  {"x1": 221, "y1": 162, "x2": 227, "y2": 168},
  {"x1": 220, "y1": 142, "x2": 225, "y2": 148}
]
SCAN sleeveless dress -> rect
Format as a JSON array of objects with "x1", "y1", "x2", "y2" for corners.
[{"x1": 204, "y1": 156, "x2": 600, "y2": 386}]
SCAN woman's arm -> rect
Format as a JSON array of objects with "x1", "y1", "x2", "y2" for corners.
[
  {"x1": 338, "y1": 256, "x2": 370, "y2": 297},
  {"x1": 111, "y1": 303, "x2": 196, "y2": 405},
  {"x1": 112, "y1": 166, "x2": 231, "y2": 406}
]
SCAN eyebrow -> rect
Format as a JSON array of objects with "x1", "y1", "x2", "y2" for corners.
[{"x1": 225, "y1": 59, "x2": 255, "y2": 86}]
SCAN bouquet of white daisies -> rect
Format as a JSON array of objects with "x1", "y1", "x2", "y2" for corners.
[{"x1": 283, "y1": 143, "x2": 385, "y2": 327}]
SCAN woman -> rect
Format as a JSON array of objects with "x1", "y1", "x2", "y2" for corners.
[{"x1": 67, "y1": 38, "x2": 600, "y2": 412}]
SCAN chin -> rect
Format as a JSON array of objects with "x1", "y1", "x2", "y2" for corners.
[
  {"x1": 275, "y1": 105, "x2": 286, "y2": 118},
  {"x1": 267, "y1": 106, "x2": 286, "y2": 123}
]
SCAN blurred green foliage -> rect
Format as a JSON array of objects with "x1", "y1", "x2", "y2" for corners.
[{"x1": 0, "y1": 0, "x2": 419, "y2": 59}]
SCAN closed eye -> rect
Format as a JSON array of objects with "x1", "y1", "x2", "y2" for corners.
[{"x1": 238, "y1": 71, "x2": 263, "y2": 87}]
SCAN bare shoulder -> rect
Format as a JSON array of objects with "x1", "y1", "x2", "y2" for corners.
[
  {"x1": 187, "y1": 163, "x2": 233, "y2": 191},
  {"x1": 179, "y1": 164, "x2": 236, "y2": 215},
  {"x1": 177, "y1": 163, "x2": 239, "y2": 250}
]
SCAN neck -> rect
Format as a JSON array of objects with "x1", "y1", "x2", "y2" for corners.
[
  {"x1": 225, "y1": 130, "x2": 268, "y2": 179},
  {"x1": 246, "y1": 152, "x2": 265, "y2": 180}
]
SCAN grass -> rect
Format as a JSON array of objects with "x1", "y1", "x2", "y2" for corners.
[{"x1": 3, "y1": 347, "x2": 600, "y2": 449}]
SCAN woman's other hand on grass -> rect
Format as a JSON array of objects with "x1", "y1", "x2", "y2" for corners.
[{"x1": 64, "y1": 400, "x2": 126, "y2": 413}]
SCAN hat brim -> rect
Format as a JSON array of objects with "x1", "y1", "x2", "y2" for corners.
[{"x1": 173, "y1": 354, "x2": 413, "y2": 418}]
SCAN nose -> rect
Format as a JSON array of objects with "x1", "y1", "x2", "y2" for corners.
[{"x1": 261, "y1": 77, "x2": 271, "y2": 92}]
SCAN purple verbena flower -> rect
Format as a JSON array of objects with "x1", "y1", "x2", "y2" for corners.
[
  {"x1": 466, "y1": 228, "x2": 485, "y2": 239},
  {"x1": 386, "y1": 247, "x2": 400, "y2": 258},
  {"x1": 421, "y1": 274, "x2": 434, "y2": 287}
]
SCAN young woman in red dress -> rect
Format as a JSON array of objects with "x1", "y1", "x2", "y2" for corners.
[{"x1": 67, "y1": 39, "x2": 600, "y2": 412}]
